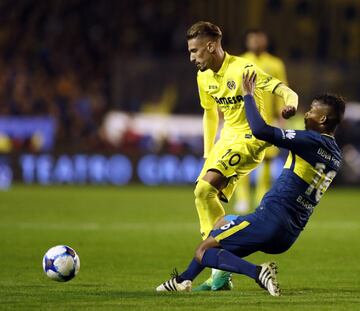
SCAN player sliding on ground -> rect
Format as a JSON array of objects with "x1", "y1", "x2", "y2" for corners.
[
  {"x1": 156, "y1": 71, "x2": 345, "y2": 296},
  {"x1": 187, "y1": 21, "x2": 298, "y2": 290}
]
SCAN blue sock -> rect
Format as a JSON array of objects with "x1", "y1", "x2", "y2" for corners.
[
  {"x1": 202, "y1": 248, "x2": 257, "y2": 279},
  {"x1": 178, "y1": 258, "x2": 205, "y2": 281}
]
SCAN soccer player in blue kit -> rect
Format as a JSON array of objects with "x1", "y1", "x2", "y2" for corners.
[{"x1": 156, "y1": 71, "x2": 345, "y2": 296}]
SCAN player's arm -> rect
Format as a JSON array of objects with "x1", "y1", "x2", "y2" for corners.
[
  {"x1": 197, "y1": 74, "x2": 218, "y2": 158},
  {"x1": 253, "y1": 63, "x2": 298, "y2": 119},
  {"x1": 242, "y1": 72, "x2": 311, "y2": 151},
  {"x1": 242, "y1": 71, "x2": 275, "y2": 142},
  {"x1": 273, "y1": 83, "x2": 298, "y2": 119},
  {"x1": 273, "y1": 59, "x2": 288, "y2": 118},
  {"x1": 203, "y1": 107, "x2": 218, "y2": 158}
]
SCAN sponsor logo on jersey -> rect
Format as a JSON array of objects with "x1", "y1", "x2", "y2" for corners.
[
  {"x1": 285, "y1": 129, "x2": 296, "y2": 139},
  {"x1": 208, "y1": 85, "x2": 218, "y2": 90},
  {"x1": 227, "y1": 80, "x2": 236, "y2": 90},
  {"x1": 317, "y1": 148, "x2": 331, "y2": 160},
  {"x1": 264, "y1": 76, "x2": 273, "y2": 83},
  {"x1": 211, "y1": 95, "x2": 243, "y2": 105},
  {"x1": 296, "y1": 195, "x2": 314, "y2": 211},
  {"x1": 217, "y1": 160, "x2": 228, "y2": 170}
]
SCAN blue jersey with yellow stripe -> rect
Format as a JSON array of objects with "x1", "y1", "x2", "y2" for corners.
[{"x1": 260, "y1": 129, "x2": 342, "y2": 234}]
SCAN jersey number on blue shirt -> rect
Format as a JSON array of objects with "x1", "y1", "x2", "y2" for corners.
[{"x1": 305, "y1": 162, "x2": 337, "y2": 202}]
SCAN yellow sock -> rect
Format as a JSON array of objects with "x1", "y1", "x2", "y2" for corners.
[
  {"x1": 194, "y1": 179, "x2": 225, "y2": 240},
  {"x1": 255, "y1": 161, "x2": 272, "y2": 205}
]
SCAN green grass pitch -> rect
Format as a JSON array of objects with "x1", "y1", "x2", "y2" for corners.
[{"x1": 0, "y1": 185, "x2": 359, "y2": 310}]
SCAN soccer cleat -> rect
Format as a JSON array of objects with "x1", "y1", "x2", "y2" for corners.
[
  {"x1": 255, "y1": 262, "x2": 280, "y2": 296},
  {"x1": 192, "y1": 276, "x2": 212, "y2": 291},
  {"x1": 211, "y1": 271, "x2": 233, "y2": 291},
  {"x1": 193, "y1": 271, "x2": 233, "y2": 291},
  {"x1": 156, "y1": 278, "x2": 192, "y2": 292},
  {"x1": 156, "y1": 269, "x2": 192, "y2": 292}
]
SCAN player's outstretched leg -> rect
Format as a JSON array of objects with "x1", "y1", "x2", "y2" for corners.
[
  {"x1": 255, "y1": 262, "x2": 280, "y2": 296},
  {"x1": 199, "y1": 246, "x2": 280, "y2": 296}
]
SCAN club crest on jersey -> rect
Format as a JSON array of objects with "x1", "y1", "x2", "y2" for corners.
[
  {"x1": 227, "y1": 80, "x2": 236, "y2": 90},
  {"x1": 285, "y1": 129, "x2": 296, "y2": 139}
]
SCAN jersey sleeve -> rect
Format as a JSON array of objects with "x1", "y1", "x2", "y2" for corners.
[
  {"x1": 270, "y1": 128, "x2": 317, "y2": 153},
  {"x1": 249, "y1": 63, "x2": 282, "y2": 93},
  {"x1": 244, "y1": 94, "x2": 314, "y2": 153},
  {"x1": 273, "y1": 60, "x2": 288, "y2": 115}
]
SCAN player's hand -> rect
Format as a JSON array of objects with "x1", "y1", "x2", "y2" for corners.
[
  {"x1": 242, "y1": 71, "x2": 256, "y2": 96},
  {"x1": 281, "y1": 105, "x2": 296, "y2": 119}
]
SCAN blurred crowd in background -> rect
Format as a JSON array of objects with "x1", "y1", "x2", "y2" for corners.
[
  {"x1": 0, "y1": 0, "x2": 189, "y2": 151},
  {"x1": 0, "y1": 0, "x2": 359, "y2": 153}
]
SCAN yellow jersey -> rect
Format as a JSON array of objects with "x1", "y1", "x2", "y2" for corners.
[
  {"x1": 197, "y1": 52, "x2": 282, "y2": 138},
  {"x1": 240, "y1": 51, "x2": 288, "y2": 122}
]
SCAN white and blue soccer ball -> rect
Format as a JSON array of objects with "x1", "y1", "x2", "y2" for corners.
[{"x1": 42, "y1": 245, "x2": 80, "y2": 282}]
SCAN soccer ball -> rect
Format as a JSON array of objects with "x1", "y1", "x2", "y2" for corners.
[{"x1": 42, "y1": 245, "x2": 80, "y2": 282}]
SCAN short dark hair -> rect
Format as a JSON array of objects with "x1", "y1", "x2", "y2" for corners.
[
  {"x1": 186, "y1": 21, "x2": 222, "y2": 40},
  {"x1": 314, "y1": 93, "x2": 346, "y2": 131}
]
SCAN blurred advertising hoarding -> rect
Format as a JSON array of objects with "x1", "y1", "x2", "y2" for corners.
[
  {"x1": 1, "y1": 109, "x2": 360, "y2": 189},
  {"x1": 0, "y1": 117, "x2": 56, "y2": 153},
  {"x1": 0, "y1": 153, "x2": 204, "y2": 188}
]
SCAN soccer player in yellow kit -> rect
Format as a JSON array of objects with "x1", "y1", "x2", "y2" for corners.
[
  {"x1": 187, "y1": 21, "x2": 298, "y2": 290},
  {"x1": 235, "y1": 29, "x2": 289, "y2": 213}
]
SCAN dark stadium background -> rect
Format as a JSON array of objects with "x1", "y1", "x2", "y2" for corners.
[
  {"x1": 0, "y1": 0, "x2": 359, "y2": 187},
  {"x1": 1, "y1": 1, "x2": 360, "y2": 310}
]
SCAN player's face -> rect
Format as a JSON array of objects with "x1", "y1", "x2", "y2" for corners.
[
  {"x1": 304, "y1": 100, "x2": 329, "y2": 131},
  {"x1": 246, "y1": 33, "x2": 268, "y2": 54},
  {"x1": 188, "y1": 37, "x2": 214, "y2": 71}
]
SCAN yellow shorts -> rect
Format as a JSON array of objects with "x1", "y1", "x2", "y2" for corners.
[{"x1": 198, "y1": 134, "x2": 269, "y2": 202}]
